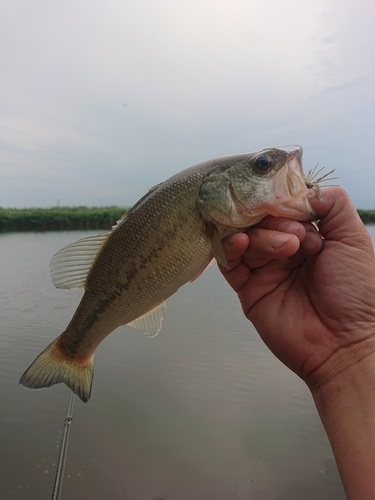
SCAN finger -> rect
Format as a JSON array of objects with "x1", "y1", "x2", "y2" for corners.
[
  {"x1": 255, "y1": 217, "x2": 307, "y2": 241},
  {"x1": 220, "y1": 229, "x2": 301, "y2": 273},
  {"x1": 242, "y1": 228, "x2": 301, "y2": 270},
  {"x1": 219, "y1": 216, "x2": 322, "y2": 293},
  {"x1": 220, "y1": 233, "x2": 249, "y2": 264},
  {"x1": 308, "y1": 187, "x2": 372, "y2": 253},
  {"x1": 255, "y1": 216, "x2": 322, "y2": 255},
  {"x1": 219, "y1": 233, "x2": 252, "y2": 292},
  {"x1": 220, "y1": 258, "x2": 252, "y2": 293},
  {"x1": 219, "y1": 229, "x2": 301, "y2": 293},
  {"x1": 239, "y1": 257, "x2": 298, "y2": 318},
  {"x1": 300, "y1": 225, "x2": 323, "y2": 254}
]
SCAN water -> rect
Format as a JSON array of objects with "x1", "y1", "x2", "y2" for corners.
[{"x1": 2, "y1": 226, "x2": 374, "y2": 499}]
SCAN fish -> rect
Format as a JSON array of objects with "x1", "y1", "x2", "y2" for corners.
[{"x1": 20, "y1": 146, "x2": 316, "y2": 402}]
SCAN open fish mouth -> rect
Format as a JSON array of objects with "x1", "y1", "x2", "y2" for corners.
[
  {"x1": 272, "y1": 145, "x2": 338, "y2": 200},
  {"x1": 270, "y1": 147, "x2": 316, "y2": 221},
  {"x1": 285, "y1": 147, "x2": 305, "y2": 197},
  {"x1": 271, "y1": 147, "x2": 338, "y2": 219}
]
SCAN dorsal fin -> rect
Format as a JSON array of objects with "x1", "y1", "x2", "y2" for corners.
[
  {"x1": 127, "y1": 302, "x2": 167, "y2": 338},
  {"x1": 50, "y1": 184, "x2": 163, "y2": 290},
  {"x1": 50, "y1": 232, "x2": 111, "y2": 289},
  {"x1": 112, "y1": 183, "x2": 162, "y2": 229}
]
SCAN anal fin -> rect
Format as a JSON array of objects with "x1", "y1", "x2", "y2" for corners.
[{"x1": 127, "y1": 301, "x2": 167, "y2": 338}]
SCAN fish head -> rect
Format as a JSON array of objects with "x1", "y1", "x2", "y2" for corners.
[{"x1": 198, "y1": 146, "x2": 316, "y2": 229}]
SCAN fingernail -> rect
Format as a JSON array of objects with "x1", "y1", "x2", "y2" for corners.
[
  {"x1": 278, "y1": 220, "x2": 302, "y2": 234},
  {"x1": 302, "y1": 231, "x2": 320, "y2": 251},
  {"x1": 270, "y1": 233, "x2": 293, "y2": 249}
]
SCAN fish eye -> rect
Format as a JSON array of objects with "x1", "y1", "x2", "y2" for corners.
[{"x1": 252, "y1": 155, "x2": 274, "y2": 174}]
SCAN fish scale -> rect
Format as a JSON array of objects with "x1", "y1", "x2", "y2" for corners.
[{"x1": 20, "y1": 147, "x2": 316, "y2": 402}]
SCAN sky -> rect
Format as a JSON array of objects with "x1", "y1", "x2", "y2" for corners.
[{"x1": 1, "y1": 0, "x2": 374, "y2": 209}]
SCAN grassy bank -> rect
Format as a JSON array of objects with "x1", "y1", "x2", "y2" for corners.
[
  {"x1": 0, "y1": 206, "x2": 374, "y2": 232},
  {"x1": 0, "y1": 207, "x2": 128, "y2": 232},
  {"x1": 357, "y1": 210, "x2": 375, "y2": 224}
]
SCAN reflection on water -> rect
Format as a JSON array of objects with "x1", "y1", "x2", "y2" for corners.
[{"x1": 3, "y1": 226, "x2": 374, "y2": 499}]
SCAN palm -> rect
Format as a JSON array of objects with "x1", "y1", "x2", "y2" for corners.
[
  {"x1": 221, "y1": 188, "x2": 375, "y2": 387},
  {"x1": 243, "y1": 244, "x2": 351, "y2": 380}
]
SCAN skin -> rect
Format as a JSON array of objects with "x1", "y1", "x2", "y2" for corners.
[{"x1": 219, "y1": 187, "x2": 375, "y2": 500}]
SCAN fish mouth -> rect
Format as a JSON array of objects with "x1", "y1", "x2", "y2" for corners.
[{"x1": 271, "y1": 147, "x2": 317, "y2": 221}]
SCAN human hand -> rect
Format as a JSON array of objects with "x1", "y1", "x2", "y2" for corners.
[{"x1": 219, "y1": 187, "x2": 375, "y2": 390}]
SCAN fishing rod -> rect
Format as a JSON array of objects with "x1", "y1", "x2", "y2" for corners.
[{"x1": 51, "y1": 391, "x2": 75, "y2": 500}]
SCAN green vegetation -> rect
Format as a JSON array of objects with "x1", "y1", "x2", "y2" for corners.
[
  {"x1": 0, "y1": 207, "x2": 128, "y2": 232},
  {"x1": 357, "y1": 210, "x2": 375, "y2": 224},
  {"x1": 0, "y1": 206, "x2": 374, "y2": 232}
]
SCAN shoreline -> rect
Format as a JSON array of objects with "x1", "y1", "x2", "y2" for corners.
[
  {"x1": 0, "y1": 207, "x2": 374, "y2": 232},
  {"x1": 0, "y1": 206, "x2": 128, "y2": 232}
]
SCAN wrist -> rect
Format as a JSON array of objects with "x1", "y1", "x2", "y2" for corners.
[
  {"x1": 309, "y1": 335, "x2": 375, "y2": 398},
  {"x1": 310, "y1": 337, "x2": 375, "y2": 499},
  {"x1": 311, "y1": 336, "x2": 375, "y2": 431}
]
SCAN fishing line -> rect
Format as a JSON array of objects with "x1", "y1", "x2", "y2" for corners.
[{"x1": 51, "y1": 390, "x2": 75, "y2": 500}]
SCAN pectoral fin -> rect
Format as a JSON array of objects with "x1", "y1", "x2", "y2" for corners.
[{"x1": 206, "y1": 223, "x2": 229, "y2": 269}]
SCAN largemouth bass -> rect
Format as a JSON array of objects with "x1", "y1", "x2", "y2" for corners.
[{"x1": 20, "y1": 147, "x2": 315, "y2": 402}]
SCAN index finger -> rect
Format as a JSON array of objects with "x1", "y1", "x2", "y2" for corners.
[{"x1": 219, "y1": 228, "x2": 300, "y2": 293}]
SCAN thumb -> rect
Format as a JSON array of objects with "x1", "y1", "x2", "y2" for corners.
[{"x1": 308, "y1": 187, "x2": 373, "y2": 254}]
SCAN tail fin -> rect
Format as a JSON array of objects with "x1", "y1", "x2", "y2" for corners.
[{"x1": 19, "y1": 336, "x2": 93, "y2": 403}]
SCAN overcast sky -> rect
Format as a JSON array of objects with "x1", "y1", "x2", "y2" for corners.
[{"x1": 1, "y1": 0, "x2": 374, "y2": 209}]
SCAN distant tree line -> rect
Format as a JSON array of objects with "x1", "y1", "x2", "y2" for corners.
[
  {"x1": 0, "y1": 206, "x2": 374, "y2": 232},
  {"x1": 356, "y1": 210, "x2": 375, "y2": 224},
  {"x1": 0, "y1": 207, "x2": 128, "y2": 232}
]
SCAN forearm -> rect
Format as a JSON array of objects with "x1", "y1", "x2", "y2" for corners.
[{"x1": 311, "y1": 340, "x2": 375, "y2": 500}]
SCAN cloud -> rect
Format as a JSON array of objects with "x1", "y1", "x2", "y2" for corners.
[{"x1": 1, "y1": 0, "x2": 374, "y2": 208}]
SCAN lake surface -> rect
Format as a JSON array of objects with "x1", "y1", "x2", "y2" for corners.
[{"x1": 1, "y1": 226, "x2": 374, "y2": 499}]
